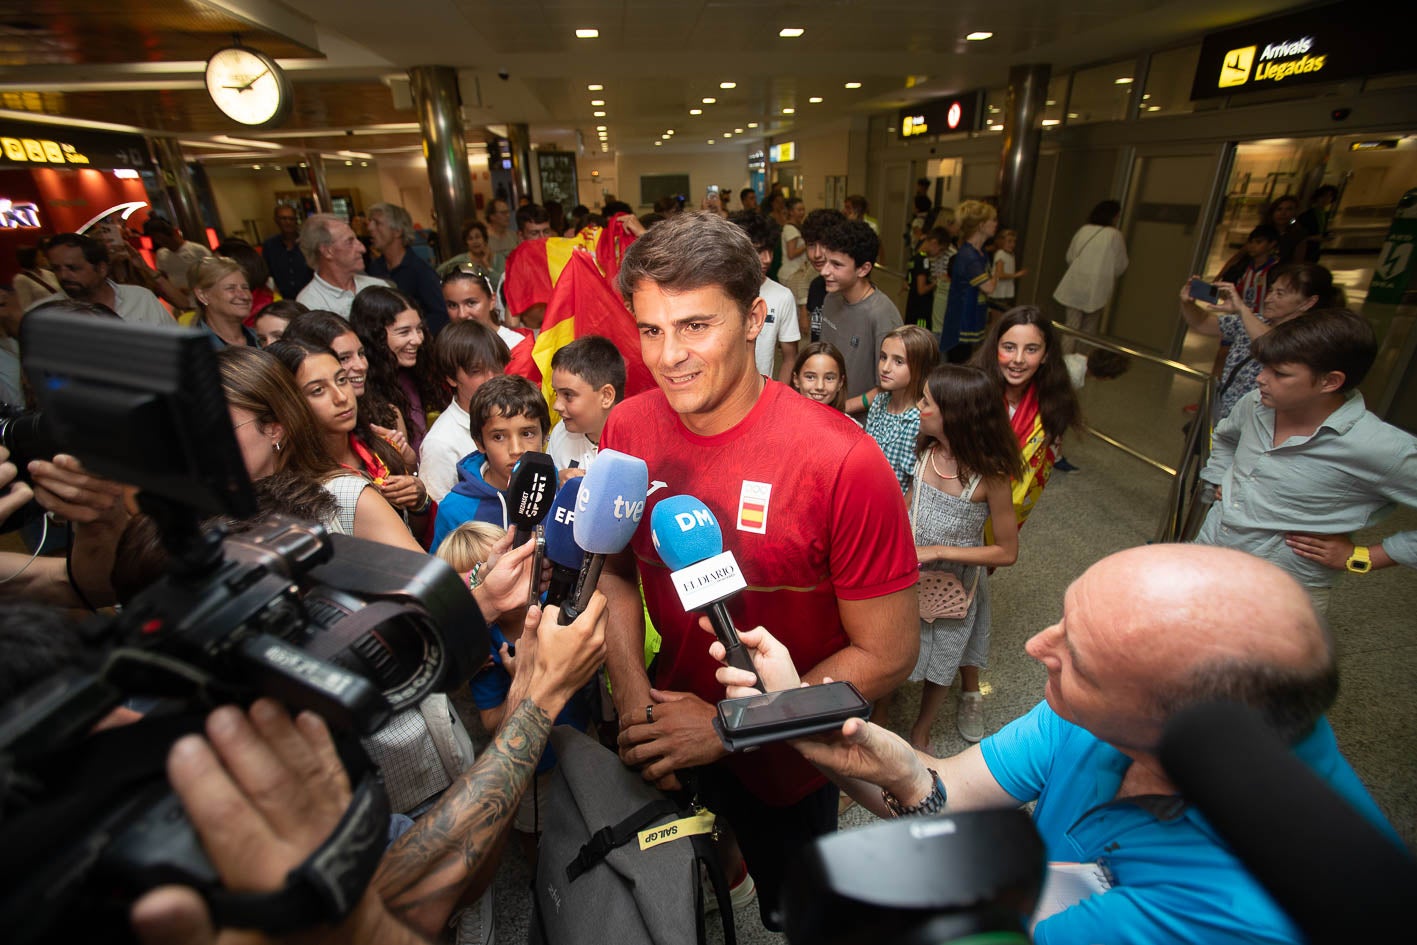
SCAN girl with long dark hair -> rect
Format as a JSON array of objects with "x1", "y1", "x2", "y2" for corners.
[{"x1": 349, "y1": 285, "x2": 448, "y2": 454}]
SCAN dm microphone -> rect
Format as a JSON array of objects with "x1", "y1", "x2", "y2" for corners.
[
  {"x1": 542, "y1": 476, "x2": 584, "y2": 609},
  {"x1": 561, "y1": 448, "x2": 647, "y2": 624},
  {"x1": 1159, "y1": 702, "x2": 1413, "y2": 943},
  {"x1": 650, "y1": 495, "x2": 761, "y2": 691}
]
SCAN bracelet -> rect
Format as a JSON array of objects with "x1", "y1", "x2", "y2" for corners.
[
  {"x1": 466, "y1": 562, "x2": 484, "y2": 591},
  {"x1": 861, "y1": 392, "x2": 870, "y2": 410},
  {"x1": 882, "y1": 767, "x2": 947, "y2": 818},
  {"x1": 411, "y1": 492, "x2": 432, "y2": 515}
]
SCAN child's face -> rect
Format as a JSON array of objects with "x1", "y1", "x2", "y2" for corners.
[
  {"x1": 877, "y1": 336, "x2": 910, "y2": 391},
  {"x1": 254, "y1": 314, "x2": 288, "y2": 348},
  {"x1": 444, "y1": 278, "x2": 497, "y2": 326},
  {"x1": 477, "y1": 409, "x2": 546, "y2": 489},
  {"x1": 295, "y1": 353, "x2": 356, "y2": 436},
  {"x1": 921, "y1": 238, "x2": 941, "y2": 257},
  {"x1": 820, "y1": 249, "x2": 868, "y2": 294},
  {"x1": 807, "y1": 242, "x2": 829, "y2": 273},
  {"x1": 386, "y1": 308, "x2": 425, "y2": 368},
  {"x1": 1245, "y1": 237, "x2": 1277, "y2": 261},
  {"x1": 1000, "y1": 232, "x2": 1018, "y2": 253},
  {"x1": 551, "y1": 367, "x2": 615, "y2": 436},
  {"x1": 917, "y1": 385, "x2": 944, "y2": 442},
  {"x1": 1256, "y1": 361, "x2": 1332, "y2": 413},
  {"x1": 793, "y1": 353, "x2": 843, "y2": 405},
  {"x1": 449, "y1": 365, "x2": 497, "y2": 411}
]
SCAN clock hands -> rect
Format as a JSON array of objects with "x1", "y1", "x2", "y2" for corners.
[{"x1": 221, "y1": 68, "x2": 271, "y2": 92}]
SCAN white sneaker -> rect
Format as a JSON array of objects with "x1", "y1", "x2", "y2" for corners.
[
  {"x1": 957, "y1": 691, "x2": 985, "y2": 743},
  {"x1": 704, "y1": 862, "x2": 756, "y2": 913}
]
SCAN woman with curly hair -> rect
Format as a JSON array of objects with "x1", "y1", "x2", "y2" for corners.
[{"x1": 349, "y1": 285, "x2": 448, "y2": 454}]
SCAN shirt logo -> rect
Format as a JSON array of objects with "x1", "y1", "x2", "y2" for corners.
[
  {"x1": 737, "y1": 480, "x2": 772, "y2": 534},
  {"x1": 1219, "y1": 46, "x2": 1256, "y2": 88}
]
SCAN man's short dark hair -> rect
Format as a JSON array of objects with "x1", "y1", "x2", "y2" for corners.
[
  {"x1": 551, "y1": 335, "x2": 627, "y2": 401},
  {"x1": 728, "y1": 209, "x2": 776, "y2": 253},
  {"x1": 515, "y1": 204, "x2": 549, "y2": 230},
  {"x1": 603, "y1": 200, "x2": 634, "y2": 218},
  {"x1": 924, "y1": 226, "x2": 952, "y2": 245},
  {"x1": 801, "y1": 208, "x2": 846, "y2": 245},
  {"x1": 434, "y1": 319, "x2": 511, "y2": 381},
  {"x1": 45, "y1": 233, "x2": 108, "y2": 266},
  {"x1": 1154, "y1": 647, "x2": 1339, "y2": 745},
  {"x1": 1251, "y1": 309, "x2": 1377, "y2": 392},
  {"x1": 1247, "y1": 224, "x2": 1281, "y2": 244},
  {"x1": 740, "y1": 188, "x2": 756, "y2": 202},
  {"x1": 617, "y1": 211, "x2": 762, "y2": 319},
  {"x1": 820, "y1": 220, "x2": 880, "y2": 268},
  {"x1": 141, "y1": 216, "x2": 176, "y2": 239},
  {"x1": 468, "y1": 374, "x2": 550, "y2": 443}
]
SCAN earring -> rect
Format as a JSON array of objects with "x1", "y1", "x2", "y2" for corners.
[{"x1": 273, "y1": 440, "x2": 282, "y2": 453}]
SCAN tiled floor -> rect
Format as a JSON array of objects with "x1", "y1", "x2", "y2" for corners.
[{"x1": 471, "y1": 365, "x2": 1417, "y2": 945}]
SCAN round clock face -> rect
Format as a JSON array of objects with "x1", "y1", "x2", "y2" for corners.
[{"x1": 205, "y1": 46, "x2": 288, "y2": 127}]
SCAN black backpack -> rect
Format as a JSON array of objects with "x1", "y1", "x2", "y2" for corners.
[{"x1": 530, "y1": 726, "x2": 736, "y2": 945}]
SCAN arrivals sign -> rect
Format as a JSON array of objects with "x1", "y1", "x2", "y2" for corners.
[
  {"x1": 898, "y1": 91, "x2": 980, "y2": 138},
  {"x1": 0, "y1": 121, "x2": 153, "y2": 170},
  {"x1": 1191, "y1": 2, "x2": 1415, "y2": 100}
]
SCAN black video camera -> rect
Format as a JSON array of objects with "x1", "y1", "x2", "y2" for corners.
[{"x1": 0, "y1": 308, "x2": 489, "y2": 943}]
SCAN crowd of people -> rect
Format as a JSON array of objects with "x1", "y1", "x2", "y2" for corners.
[{"x1": 0, "y1": 178, "x2": 1412, "y2": 945}]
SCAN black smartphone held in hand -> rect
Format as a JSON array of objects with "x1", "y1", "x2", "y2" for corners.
[
  {"x1": 714, "y1": 680, "x2": 871, "y2": 752},
  {"x1": 1189, "y1": 277, "x2": 1222, "y2": 305}
]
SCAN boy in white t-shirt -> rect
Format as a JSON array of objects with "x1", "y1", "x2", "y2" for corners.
[
  {"x1": 730, "y1": 210, "x2": 800, "y2": 383},
  {"x1": 419, "y1": 320, "x2": 511, "y2": 501},
  {"x1": 548, "y1": 335, "x2": 626, "y2": 484}
]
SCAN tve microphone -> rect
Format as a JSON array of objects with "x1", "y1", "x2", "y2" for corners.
[
  {"x1": 562, "y1": 449, "x2": 648, "y2": 623},
  {"x1": 542, "y1": 476, "x2": 584, "y2": 609},
  {"x1": 650, "y1": 495, "x2": 761, "y2": 691},
  {"x1": 1159, "y1": 702, "x2": 1413, "y2": 943}
]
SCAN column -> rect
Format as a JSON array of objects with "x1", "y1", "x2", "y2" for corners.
[
  {"x1": 409, "y1": 65, "x2": 475, "y2": 260},
  {"x1": 996, "y1": 64, "x2": 1050, "y2": 256},
  {"x1": 304, "y1": 151, "x2": 333, "y2": 213},
  {"x1": 147, "y1": 136, "x2": 206, "y2": 244},
  {"x1": 506, "y1": 122, "x2": 534, "y2": 208}
]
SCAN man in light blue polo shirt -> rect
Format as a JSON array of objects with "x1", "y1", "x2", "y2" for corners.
[{"x1": 711, "y1": 543, "x2": 1400, "y2": 945}]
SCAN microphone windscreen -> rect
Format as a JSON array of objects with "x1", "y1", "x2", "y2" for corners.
[
  {"x1": 649, "y1": 495, "x2": 723, "y2": 571},
  {"x1": 571, "y1": 449, "x2": 648, "y2": 554},
  {"x1": 543, "y1": 477, "x2": 584, "y2": 570},
  {"x1": 505, "y1": 451, "x2": 557, "y2": 529}
]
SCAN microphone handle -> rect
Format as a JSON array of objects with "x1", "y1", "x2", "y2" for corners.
[
  {"x1": 511, "y1": 523, "x2": 534, "y2": 548},
  {"x1": 527, "y1": 527, "x2": 544, "y2": 608},
  {"x1": 560, "y1": 553, "x2": 606, "y2": 625},
  {"x1": 708, "y1": 599, "x2": 762, "y2": 692},
  {"x1": 544, "y1": 563, "x2": 580, "y2": 609}
]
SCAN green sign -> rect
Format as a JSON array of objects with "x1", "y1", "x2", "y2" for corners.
[{"x1": 1366, "y1": 188, "x2": 1417, "y2": 306}]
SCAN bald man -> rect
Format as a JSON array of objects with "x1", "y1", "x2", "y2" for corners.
[{"x1": 713, "y1": 544, "x2": 1398, "y2": 945}]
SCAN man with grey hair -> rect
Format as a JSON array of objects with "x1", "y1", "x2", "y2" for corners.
[
  {"x1": 367, "y1": 202, "x2": 446, "y2": 333},
  {"x1": 295, "y1": 213, "x2": 390, "y2": 317}
]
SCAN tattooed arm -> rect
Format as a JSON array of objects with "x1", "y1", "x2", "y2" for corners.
[{"x1": 373, "y1": 595, "x2": 609, "y2": 939}]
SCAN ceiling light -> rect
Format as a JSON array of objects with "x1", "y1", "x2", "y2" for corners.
[
  {"x1": 593, "y1": 110, "x2": 606, "y2": 117},
  {"x1": 809, "y1": 96, "x2": 823, "y2": 103},
  {"x1": 720, "y1": 81, "x2": 736, "y2": 89},
  {"x1": 1147, "y1": 105, "x2": 1161, "y2": 111},
  {"x1": 345, "y1": 160, "x2": 353, "y2": 166},
  {"x1": 655, "y1": 141, "x2": 662, "y2": 146},
  {"x1": 1041, "y1": 119, "x2": 1060, "y2": 126},
  {"x1": 587, "y1": 84, "x2": 603, "y2": 91},
  {"x1": 723, "y1": 132, "x2": 733, "y2": 138},
  {"x1": 782, "y1": 107, "x2": 795, "y2": 115},
  {"x1": 1046, "y1": 99, "x2": 1056, "y2": 105},
  {"x1": 360, "y1": 161, "x2": 369, "y2": 167},
  {"x1": 747, "y1": 121, "x2": 758, "y2": 128},
  {"x1": 844, "y1": 81, "x2": 862, "y2": 89},
  {"x1": 576, "y1": 28, "x2": 599, "y2": 38},
  {"x1": 779, "y1": 27, "x2": 804, "y2": 38},
  {"x1": 1067, "y1": 112, "x2": 1079, "y2": 118},
  {"x1": 591, "y1": 99, "x2": 605, "y2": 106},
  {"x1": 702, "y1": 97, "x2": 716, "y2": 104},
  {"x1": 988, "y1": 124, "x2": 1003, "y2": 131},
  {"x1": 596, "y1": 125, "x2": 607, "y2": 131},
  {"x1": 966, "y1": 31, "x2": 993, "y2": 41},
  {"x1": 690, "y1": 108, "x2": 702, "y2": 115},
  {"x1": 662, "y1": 134, "x2": 671, "y2": 139},
  {"x1": 1114, "y1": 77, "x2": 1134, "y2": 85},
  {"x1": 1142, "y1": 93, "x2": 1151, "y2": 99},
  {"x1": 665, "y1": 129, "x2": 675, "y2": 135},
  {"x1": 734, "y1": 128, "x2": 743, "y2": 133},
  {"x1": 707, "y1": 139, "x2": 715, "y2": 144}
]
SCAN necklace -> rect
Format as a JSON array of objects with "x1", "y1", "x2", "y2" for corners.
[{"x1": 929, "y1": 445, "x2": 959, "y2": 480}]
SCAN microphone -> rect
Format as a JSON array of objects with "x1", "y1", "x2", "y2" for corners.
[
  {"x1": 1159, "y1": 702, "x2": 1413, "y2": 943},
  {"x1": 542, "y1": 476, "x2": 584, "y2": 609},
  {"x1": 649, "y1": 495, "x2": 761, "y2": 691},
  {"x1": 506, "y1": 451, "x2": 557, "y2": 606},
  {"x1": 561, "y1": 449, "x2": 647, "y2": 624}
]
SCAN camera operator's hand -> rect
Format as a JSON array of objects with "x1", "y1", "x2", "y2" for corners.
[
  {"x1": 469, "y1": 530, "x2": 536, "y2": 621},
  {"x1": 0, "y1": 445, "x2": 34, "y2": 526},
  {"x1": 706, "y1": 622, "x2": 802, "y2": 697},
  {"x1": 28, "y1": 453, "x2": 126, "y2": 523},
  {"x1": 505, "y1": 595, "x2": 607, "y2": 720},
  {"x1": 130, "y1": 700, "x2": 425, "y2": 945}
]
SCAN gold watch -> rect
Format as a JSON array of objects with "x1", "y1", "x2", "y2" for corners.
[{"x1": 1346, "y1": 545, "x2": 1372, "y2": 574}]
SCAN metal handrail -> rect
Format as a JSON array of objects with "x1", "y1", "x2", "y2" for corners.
[{"x1": 1048, "y1": 323, "x2": 1215, "y2": 543}]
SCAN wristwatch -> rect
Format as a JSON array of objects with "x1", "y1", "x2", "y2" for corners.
[
  {"x1": 1346, "y1": 545, "x2": 1372, "y2": 574},
  {"x1": 882, "y1": 767, "x2": 947, "y2": 818}
]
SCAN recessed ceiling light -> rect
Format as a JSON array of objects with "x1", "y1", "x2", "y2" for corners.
[
  {"x1": 593, "y1": 111, "x2": 606, "y2": 117},
  {"x1": 734, "y1": 128, "x2": 743, "y2": 133},
  {"x1": 809, "y1": 96, "x2": 823, "y2": 104},
  {"x1": 988, "y1": 124, "x2": 1003, "y2": 131},
  {"x1": 1114, "y1": 77, "x2": 1134, "y2": 85},
  {"x1": 702, "y1": 97, "x2": 716, "y2": 104},
  {"x1": 1041, "y1": 119, "x2": 1060, "y2": 126},
  {"x1": 779, "y1": 27, "x2": 804, "y2": 38},
  {"x1": 782, "y1": 107, "x2": 795, "y2": 115},
  {"x1": 844, "y1": 81, "x2": 862, "y2": 89},
  {"x1": 966, "y1": 31, "x2": 993, "y2": 41},
  {"x1": 707, "y1": 139, "x2": 716, "y2": 144},
  {"x1": 690, "y1": 108, "x2": 702, "y2": 115},
  {"x1": 662, "y1": 134, "x2": 671, "y2": 139},
  {"x1": 1046, "y1": 99, "x2": 1056, "y2": 106},
  {"x1": 723, "y1": 132, "x2": 733, "y2": 138},
  {"x1": 345, "y1": 160, "x2": 353, "y2": 166},
  {"x1": 655, "y1": 140, "x2": 662, "y2": 146},
  {"x1": 1067, "y1": 112, "x2": 1079, "y2": 118},
  {"x1": 596, "y1": 125, "x2": 607, "y2": 131},
  {"x1": 360, "y1": 161, "x2": 369, "y2": 167},
  {"x1": 720, "y1": 81, "x2": 736, "y2": 89},
  {"x1": 665, "y1": 129, "x2": 675, "y2": 135},
  {"x1": 747, "y1": 121, "x2": 758, "y2": 128},
  {"x1": 587, "y1": 84, "x2": 603, "y2": 91},
  {"x1": 1147, "y1": 105, "x2": 1161, "y2": 111},
  {"x1": 576, "y1": 28, "x2": 599, "y2": 39},
  {"x1": 591, "y1": 99, "x2": 605, "y2": 106}
]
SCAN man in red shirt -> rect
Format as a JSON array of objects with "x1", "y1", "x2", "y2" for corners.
[{"x1": 601, "y1": 211, "x2": 918, "y2": 930}]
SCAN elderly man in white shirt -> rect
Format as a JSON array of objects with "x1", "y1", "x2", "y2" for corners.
[{"x1": 295, "y1": 214, "x2": 390, "y2": 317}]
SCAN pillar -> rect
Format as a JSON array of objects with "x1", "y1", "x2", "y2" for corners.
[
  {"x1": 147, "y1": 137, "x2": 207, "y2": 244},
  {"x1": 301, "y1": 151, "x2": 333, "y2": 214},
  {"x1": 997, "y1": 64, "x2": 1051, "y2": 256},
  {"x1": 506, "y1": 122, "x2": 534, "y2": 208},
  {"x1": 409, "y1": 65, "x2": 476, "y2": 259}
]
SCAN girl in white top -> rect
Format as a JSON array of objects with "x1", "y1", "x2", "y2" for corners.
[{"x1": 1052, "y1": 200, "x2": 1128, "y2": 341}]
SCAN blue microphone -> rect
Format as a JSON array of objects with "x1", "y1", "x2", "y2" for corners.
[
  {"x1": 542, "y1": 476, "x2": 584, "y2": 608},
  {"x1": 650, "y1": 495, "x2": 761, "y2": 691},
  {"x1": 561, "y1": 449, "x2": 648, "y2": 623}
]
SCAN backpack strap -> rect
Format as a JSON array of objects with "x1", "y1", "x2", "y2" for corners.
[
  {"x1": 564, "y1": 798, "x2": 680, "y2": 882},
  {"x1": 690, "y1": 832, "x2": 737, "y2": 945}
]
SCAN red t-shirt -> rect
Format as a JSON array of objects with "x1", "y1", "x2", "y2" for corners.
[{"x1": 601, "y1": 380, "x2": 918, "y2": 805}]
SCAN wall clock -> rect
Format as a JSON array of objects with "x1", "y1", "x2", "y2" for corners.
[{"x1": 205, "y1": 45, "x2": 290, "y2": 127}]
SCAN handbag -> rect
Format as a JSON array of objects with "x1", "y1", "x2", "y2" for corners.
[{"x1": 911, "y1": 457, "x2": 981, "y2": 622}]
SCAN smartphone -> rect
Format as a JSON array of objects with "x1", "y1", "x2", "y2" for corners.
[
  {"x1": 1189, "y1": 277, "x2": 1222, "y2": 305},
  {"x1": 714, "y1": 681, "x2": 870, "y2": 752}
]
